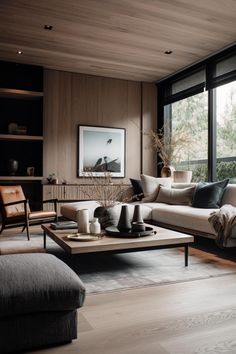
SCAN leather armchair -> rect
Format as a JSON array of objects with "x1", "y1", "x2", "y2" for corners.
[{"x1": 0, "y1": 185, "x2": 58, "y2": 240}]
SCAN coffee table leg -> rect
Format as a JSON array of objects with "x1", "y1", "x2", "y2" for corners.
[
  {"x1": 43, "y1": 231, "x2": 47, "y2": 249},
  {"x1": 185, "y1": 244, "x2": 188, "y2": 267}
]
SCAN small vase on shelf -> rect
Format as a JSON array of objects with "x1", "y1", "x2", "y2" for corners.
[{"x1": 8, "y1": 159, "x2": 18, "y2": 176}]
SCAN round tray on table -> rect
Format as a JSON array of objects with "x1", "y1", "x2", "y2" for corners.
[{"x1": 105, "y1": 226, "x2": 156, "y2": 238}]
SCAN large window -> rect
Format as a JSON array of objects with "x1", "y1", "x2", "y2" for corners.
[
  {"x1": 164, "y1": 92, "x2": 208, "y2": 182},
  {"x1": 158, "y1": 45, "x2": 236, "y2": 182},
  {"x1": 216, "y1": 81, "x2": 236, "y2": 182}
]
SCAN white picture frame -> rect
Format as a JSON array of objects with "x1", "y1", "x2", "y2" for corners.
[{"x1": 78, "y1": 125, "x2": 125, "y2": 177}]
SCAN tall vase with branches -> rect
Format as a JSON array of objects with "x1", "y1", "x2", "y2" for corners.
[{"x1": 146, "y1": 124, "x2": 192, "y2": 177}]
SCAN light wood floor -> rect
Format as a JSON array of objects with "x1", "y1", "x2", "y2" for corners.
[{"x1": 30, "y1": 273, "x2": 236, "y2": 354}]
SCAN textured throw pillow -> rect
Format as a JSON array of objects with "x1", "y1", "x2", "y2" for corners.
[
  {"x1": 140, "y1": 174, "x2": 172, "y2": 202},
  {"x1": 130, "y1": 178, "x2": 144, "y2": 200},
  {"x1": 155, "y1": 185, "x2": 196, "y2": 205},
  {"x1": 192, "y1": 179, "x2": 229, "y2": 209}
]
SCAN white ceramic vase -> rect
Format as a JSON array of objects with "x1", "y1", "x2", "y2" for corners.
[{"x1": 90, "y1": 218, "x2": 101, "y2": 234}]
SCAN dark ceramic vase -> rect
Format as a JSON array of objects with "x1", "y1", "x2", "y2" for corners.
[
  {"x1": 8, "y1": 159, "x2": 18, "y2": 176},
  {"x1": 117, "y1": 205, "x2": 131, "y2": 232},
  {"x1": 94, "y1": 206, "x2": 114, "y2": 229},
  {"x1": 132, "y1": 204, "x2": 143, "y2": 223}
]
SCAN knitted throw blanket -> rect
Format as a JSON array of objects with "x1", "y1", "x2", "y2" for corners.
[{"x1": 208, "y1": 204, "x2": 236, "y2": 247}]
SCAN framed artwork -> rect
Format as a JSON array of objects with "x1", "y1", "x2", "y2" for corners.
[{"x1": 78, "y1": 125, "x2": 125, "y2": 177}]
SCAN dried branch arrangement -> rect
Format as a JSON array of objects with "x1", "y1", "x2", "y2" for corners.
[
  {"x1": 146, "y1": 124, "x2": 192, "y2": 165},
  {"x1": 81, "y1": 171, "x2": 126, "y2": 207}
]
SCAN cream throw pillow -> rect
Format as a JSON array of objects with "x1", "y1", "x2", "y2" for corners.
[
  {"x1": 155, "y1": 185, "x2": 196, "y2": 205},
  {"x1": 140, "y1": 174, "x2": 172, "y2": 202}
]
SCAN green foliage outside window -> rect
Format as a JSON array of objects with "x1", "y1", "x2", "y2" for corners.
[{"x1": 180, "y1": 160, "x2": 236, "y2": 183}]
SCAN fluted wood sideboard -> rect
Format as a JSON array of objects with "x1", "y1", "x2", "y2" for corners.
[{"x1": 43, "y1": 184, "x2": 131, "y2": 214}]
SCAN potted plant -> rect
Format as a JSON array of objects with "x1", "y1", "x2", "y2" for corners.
[{"x1": 147, "y1": 124, "x2": 193, "y2": 180}]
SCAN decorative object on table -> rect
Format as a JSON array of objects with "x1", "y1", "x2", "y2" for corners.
[
  {"x1": 26, "y1": 166, "x2": 35, "y2": 176},
  {"x1": 8, "y1": 122, "x2": 18, "y2": 134},
  {"x1": 105, "y1": 225, "x2": 155, "y2": 238},
  {"x1": 131, "y1": 205, "x2": 145, "y2": 232},
  {"x1": 173, "y1": 170, "x2": 192, "y2": 183},
  {"x1": 89, "y1": 218, "x2": 101, "y2": 234},
  {"x1": 78, "y1": 125, "x2": 125, "y2": 177},
  {"x1": 131, "y1": 222, "x2": 146, "y2": 232},
  {"x1": 94, "y1": 205, "x2": 117, "y2": 229},
  {"x1": 146, "y1": 124, "x2": 192, "y2": 178},
  {"x1": 47, "y1": 173, "x2": 58, "y2": 184},
  {"x1": 117, "y1": 205, "x2": 131, "y2": 232},
  {"x1": 50, "y1": 221, "x2": 78, "y2": 230},
  {"x1": 8, "y1": 159, "x2": 18, "y2": 175},
  {"x1": 67, "y1": 233, "x2": 102, "y2": 242},
  {"x1": 77, "y1": 209, "x2": 90, "y2": 233},
  {"x1": 82, "y1": 170, "x2": 127, "y2": 228},
  {"x1": 132, "y1": 204, "x2": 144, "y2": 223}
]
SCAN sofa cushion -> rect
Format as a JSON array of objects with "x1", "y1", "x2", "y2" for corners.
[
  {"x1": 0, "y1": 253, "x2": 86, "y2": 318},
  {"x1": 192, "y1": 179, "x2": 229, "y2": 209},
  {"x1": 221, "y1": 184, "x2": 236, "y2": 207},
  {"x1": 140, "y1": 174, "x2": 172, "y2": 202},
  {"x1": 155, "y1": 186, "x2": 196, "y2": 205},
  {"x1": 130, "y1": 178, "x2": 144, "y2": 200},
  {"x1": 151, "y1": 204, "x2": 218, "y2": 235},
  {"x1": 61, "y1": 201, "x2": 100, "y2": 221}
]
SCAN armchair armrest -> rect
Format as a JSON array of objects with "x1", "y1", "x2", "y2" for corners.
[{"x1": 43, "y1": 198, "x2": 58, "y2": 219}]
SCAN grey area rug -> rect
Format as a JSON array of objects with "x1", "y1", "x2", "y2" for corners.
[{"x1": 1, "y1": 231, "x2": 236, "y2": 294}]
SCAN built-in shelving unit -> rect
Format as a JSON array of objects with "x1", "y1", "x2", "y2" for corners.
[
  {"x1": 0, "y1": 88, "x2": 43, "y2": 99},
  {"x1": 0, "y1": 134, "x2": 43, "y2": 141},
  {"x1": 0, "y1": 60, "x2": 44, "y2": 210},
  {"x1": 0, "y1": 176, "x2": 43, "y2": 181}
]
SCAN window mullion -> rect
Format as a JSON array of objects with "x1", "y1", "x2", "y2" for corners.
[{"x1": 208, "y1": 88, "x2": 216, "y2": 181}]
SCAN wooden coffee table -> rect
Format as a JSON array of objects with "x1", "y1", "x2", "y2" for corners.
[{"x1": 42, "y1": 224, "x2": 194, "y2": 266}]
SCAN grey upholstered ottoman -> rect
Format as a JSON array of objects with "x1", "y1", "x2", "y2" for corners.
[{"x1": 0, "y1": 253, "x2": 86, "y2": 353}]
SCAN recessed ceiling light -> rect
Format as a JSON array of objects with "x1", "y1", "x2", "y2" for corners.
[
  {"x1": 164, "y1": 50, "x2": 173, "y2": 55},
  {"x1": 17, "y1": 50, "x2": 23, "y2": 55},
  {"x1": 44, "y1": 25, "x2": 53, "y2": 30}
]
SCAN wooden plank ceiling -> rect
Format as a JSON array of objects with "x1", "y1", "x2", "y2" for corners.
[{"x1": 0, "y1": 0, "x2": 235, "y2": 82}]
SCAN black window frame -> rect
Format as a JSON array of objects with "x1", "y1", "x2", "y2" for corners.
[{"x1": 157, "y1": 43, "x2": 236, "y2": 180}]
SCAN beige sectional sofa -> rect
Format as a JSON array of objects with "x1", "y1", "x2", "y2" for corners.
[
  {"x1": 140, "y1": 183, "x2": 236, "y2": 243},
  {"x1": 60, "y1": 181, "x2": 236, "y2": 247}
]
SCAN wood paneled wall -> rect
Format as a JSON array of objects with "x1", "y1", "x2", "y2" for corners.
[{"x1": 43, "y1": 69, "x2": 157, "y2": 183}]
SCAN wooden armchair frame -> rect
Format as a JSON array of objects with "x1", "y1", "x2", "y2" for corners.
[{"x1": 0, "y1": 195, "x2": 58, "y2": 241}]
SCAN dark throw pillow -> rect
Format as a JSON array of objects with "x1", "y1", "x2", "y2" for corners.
[
  {"x1": 192, "y1": 179, "x2": 229, "y2": 209},
  {"x1": 130, "y1": 178, "x2": 144, "y2": 200}
]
